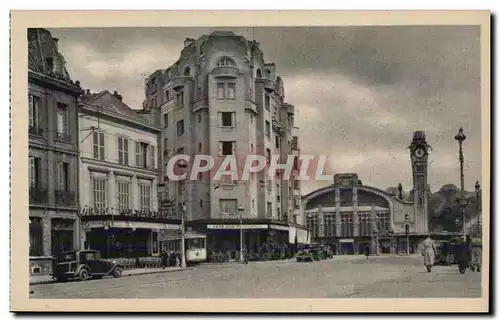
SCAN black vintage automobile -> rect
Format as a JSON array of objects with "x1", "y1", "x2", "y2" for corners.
[{"x1": 51, "y1": 249, "x2": 124, "y2": 282}]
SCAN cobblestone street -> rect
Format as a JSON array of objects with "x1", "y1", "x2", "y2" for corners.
[{"x1": 29, "y1": 255, "x2": 481, "y2": 299}]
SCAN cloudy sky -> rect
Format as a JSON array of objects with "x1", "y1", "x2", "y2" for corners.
[{"x1": 48, "y1": 26, "x2": 482, "y2": 195}]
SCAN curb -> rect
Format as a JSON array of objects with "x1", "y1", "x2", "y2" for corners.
[{"x1": 29, "y1": 267, "x2": 193, "y2": 286}]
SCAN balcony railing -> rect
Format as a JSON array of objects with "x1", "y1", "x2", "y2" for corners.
[
  {"x1": 29, "y1": 187, "x2": 48, "y2": 204},
  {"x1": 28, "y1": 126, "x2": 44, "y2": 137},
  {"x1": 55, "y1": 190, "x2": 77, "y2": 206}
]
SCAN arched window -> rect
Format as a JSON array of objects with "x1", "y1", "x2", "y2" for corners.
[
  {"x1": 256, "y1": 68, "x2": 262, "y2": 78},
  {"x1": 265, "y1": 69, "x2": 271, "y2": 77},
  {"x1": 184, "y1": 66, "x2": 191, "y2": 76},
  {"x1": 217, "y1": 57, "x2": 236, "y2": 67}
]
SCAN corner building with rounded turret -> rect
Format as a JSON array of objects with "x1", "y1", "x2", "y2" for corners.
[{"x1": 141, "y1": 31, "x2": 308, "y2": 260}]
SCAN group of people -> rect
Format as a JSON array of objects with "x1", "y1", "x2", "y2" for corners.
[{"x1": 422, "y1": 234, "x2": 473, "y2": 274}]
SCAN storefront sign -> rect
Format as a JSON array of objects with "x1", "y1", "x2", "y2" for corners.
[
  {"x1": 269, "y1": 224, "x2": 289, "y2": 231},
  {"x1": 207, "y1": 224, "x2": 268, "y2": 230},
  {"x1": 339, "y1": 238, "x2": 354, "y2": 243},
  {"x1": 83, "y1": 221, "x2": 179, "y2": 230}
]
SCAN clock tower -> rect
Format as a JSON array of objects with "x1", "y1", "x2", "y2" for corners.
[{"x1": 409, "y1": 131, "x2": 430, "y2": 233}]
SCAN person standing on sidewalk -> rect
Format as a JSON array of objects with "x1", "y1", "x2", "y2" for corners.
[
  {"x1": 422, "y1": 234, "x2": 437, "y2": 272},
  {"x1": 364, "y1": 245, "x2": 370, "y2": 259}
]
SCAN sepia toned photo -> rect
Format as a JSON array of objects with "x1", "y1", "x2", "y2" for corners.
[{"x1": 10, "y1": 10, "x2": 490, "y2": 312}]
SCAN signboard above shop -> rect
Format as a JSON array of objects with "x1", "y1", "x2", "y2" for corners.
[{"x1": 207, "y1": 224, "x2": 268, "y2": 230}]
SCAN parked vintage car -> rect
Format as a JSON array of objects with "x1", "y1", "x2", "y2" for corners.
[
  {"x1": 296, "y1": 249, "x2": 314, "y2": 262},
  {"x1": 51, "y1": 249, "x2": 125, "y2": 282}
]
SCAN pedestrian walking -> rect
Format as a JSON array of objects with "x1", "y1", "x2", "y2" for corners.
[
  {"x1": 422, "y1": 234, "x2": 437, "y2": 272},
  {"x1": 456, "y1": 238, "x2": 471, "y2": 274},
  {"x1": 364, "y1": 245, "x2": 370, "y2": 259},
  {"x1": 161, "y1": 249, "x2": 169, "y2": 269},
  {"x1": 242, "y1": 245, "x2": 249, "y2": 264}
]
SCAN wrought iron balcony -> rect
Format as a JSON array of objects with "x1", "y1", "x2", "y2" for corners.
[
  {"x1": 28, "y1": 126, "x2": 44, "y2": 137},
  {"x1": 29, "y1": 187, "x2": 48, "y2": 204},
  {"x1": 54, "y1": 190, "x2": 76, "y2": 206}
]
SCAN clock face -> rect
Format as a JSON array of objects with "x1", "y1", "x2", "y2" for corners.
[{"x1": 414, "y1": 147, "x2": 425, "y2": 158}]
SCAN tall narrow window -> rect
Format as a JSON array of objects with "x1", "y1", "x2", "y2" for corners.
[
  {"x1": 135, "y1": 141, "x2": 141, "y2": 167},
  {"x1": 265, "y1": 121, "x2": 271, "y2": 137},
  {"x1": 92, "y1": 132, "x2": 105, "y2": 161},
  {"x1": 57, "y1": 161, "x2": 69, "y2": 191},
  {"x1": 227, "y1": 83, "x2": 236, "y2": 99},
  {"x1": 117, "y1": 181, "x2": 130, "y2": 211},
  {"x1": 163, "y1": 138, "x2": 168, "y2": 156},
  {"x1": 140, "y1": 142, "x2": 148, "y2": 169},
  {"x1": 29, "y1": 156, "x2": 40, "y2": 188},
  {"x1": 28, "y1": 94, "x2": 39, "y2": 128},
  {"x1": 163, "y1": 113, "x2": 168, "y2": 128},
  {"x1": 264, "y1": 94, "x2": 270, "y2": 111},
  {"x1": 56, "y1": 103, "x2": 69, "y2": 136},
  {"x1": 149, "y1": 145, "x2": 156, "y2": 169},
  {"x1": 177, "y1": 120, "x2": 185, "y2": 136},
  {"x1": 176, "y1": 91, "x2": 184, "y2": 108},
  {"x1": 92, "y1": 177, "x2": 107, "y2": 210},
  {"x1": 140, "y1": 184, "x2": 151, "y2": 210},
  {"x1": 217, "y1": 83, "x2": 225, "y2": 99},
  {"x1": 117, "y1": 137, "x2": 129, "y2": 165}
]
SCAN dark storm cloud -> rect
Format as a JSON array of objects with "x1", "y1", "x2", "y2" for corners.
[{"x1": 48, "y1": 26, "x2": 482, "y2": 194}]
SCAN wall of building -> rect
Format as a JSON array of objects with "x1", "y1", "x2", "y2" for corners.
[{"x1": 79, "y1": 113, "x2": 159, "y2": 212}]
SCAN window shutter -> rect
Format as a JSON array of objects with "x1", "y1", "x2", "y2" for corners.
[
  {"x1": 99, "y1": 132, "x2": 105, "y2": 161},
  {"x1": 149, "y1": 145, "x2": 155, "y2": 169},
  {"x1": 218, "y1": 112, "x2": 222, "y2": 127},
  {"x1": 231, "y1": 112, "x2": 236, "y2": 127},
  {"x1": 117, "y1": 137, "x2": 122, "y2": 151},
  {"x1": 231, "y1": 142, "x2": 236, "y2": 155},
  {"x1": 218, "y1": 142, "x2": 223, "y2": 156},
  {"x1": 28, "y1": 95, "x2": 33, "y2": 127},
  {"x1": 135, "y1": 141, "x2": 140, "y2": 166}
]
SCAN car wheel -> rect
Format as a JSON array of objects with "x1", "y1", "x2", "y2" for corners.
[
  {"x1": 79, "y1": 269, "x2": 89, "y2": 281},
  {"x1": 113, "y1": 267, "x2": 123, "y2": 278}
]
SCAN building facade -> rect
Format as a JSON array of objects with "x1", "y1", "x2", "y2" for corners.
[
  {"x1": 142, "y1": 31, "x2": 306, "y2": 259},
  {"x1": 78, "y1": 90, "x2": 179, "y2": 258},
  {"x1": 302, "y1": 132, "x2": 438, "y2": 255},
  {"x1": 302, "y1": 173, "x2": 419, "y2": 255},
  {"x1": 28, "y1": 28, "x2": 83, "y2": 275}
]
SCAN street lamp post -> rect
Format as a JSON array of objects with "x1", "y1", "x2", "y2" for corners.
[
  {"x1": 454, "y1": 127, "x2": 467, "y2": 241},
  {"x1": 180, "y1": 202, "x2": 187, "y2": 268},
  {"x1": 237, "y1": 204, "x2": 245, "y2": 263},
  {"x1": 404, "y1": 214, "x2": 410, "y2": 255}
]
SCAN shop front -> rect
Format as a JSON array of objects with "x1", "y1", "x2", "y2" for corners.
[
  {"x1": 188, "y1": 220, "x2": 309, "y2": 261},
  {"x1": 83, "y1": 220, "x2": 179, "y2": 258}
]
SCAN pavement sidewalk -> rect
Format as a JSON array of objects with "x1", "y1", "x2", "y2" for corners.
[{"x1": 29, "y1": 266, "x2": 191, "y2": 286}]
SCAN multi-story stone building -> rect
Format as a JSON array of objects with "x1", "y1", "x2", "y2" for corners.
[
  {"x1": 142, "y1": 31, "x2": 307, "y2": 259},
  {"x1": 78, "y1": 89, "x2": 179, "y2": 258},
  {"x1": 28, "y1": 28, "x2": 83, "y2": 275}
]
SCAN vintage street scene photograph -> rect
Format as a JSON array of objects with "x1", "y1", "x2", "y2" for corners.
[{"x1": 20, "y1": 19, "x2": 487, "y2": 304}]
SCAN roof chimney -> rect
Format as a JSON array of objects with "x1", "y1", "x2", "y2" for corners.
[{"x1": 112, "y1": 90, "x2": 123, "y2": 101}]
